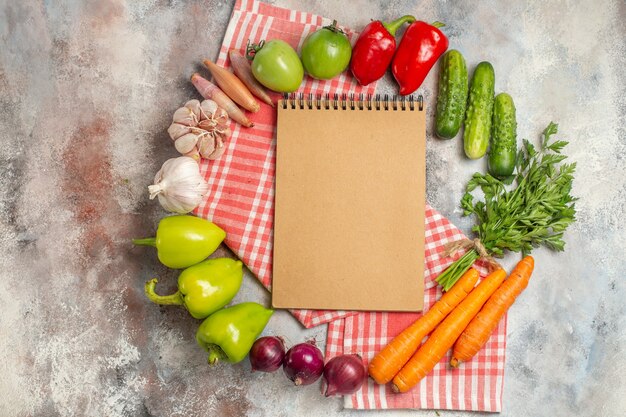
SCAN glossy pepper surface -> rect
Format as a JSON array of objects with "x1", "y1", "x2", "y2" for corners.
[
  {"x1": 196, "y1": 302, "x2": 274, "y2": 364},
  {"x1": 392, "y1": 21, "x2": 449, "y2": 95},
  {"x1": 132, "y1": 215, "x2": 226, "y2": 269},
  {"x1": 349, "y1": 15, "x2": 415, "y2": 86},
  {"x1": 144, "y1": 258, "x2": 243, "y2": 319}
]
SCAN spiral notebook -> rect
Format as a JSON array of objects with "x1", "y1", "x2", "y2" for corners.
[{"x1": 272, "y1": 94, "x2": 426, "y2": 312}]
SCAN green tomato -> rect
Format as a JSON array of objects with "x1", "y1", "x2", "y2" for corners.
[
  {"x1": 250, "y1": 40, "x2": 303, "y2": 93},
  {"x1": 301, "y1": 20, "x2": 352, "y2": 80}
]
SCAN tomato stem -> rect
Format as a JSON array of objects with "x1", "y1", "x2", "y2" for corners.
[
  {"x1": 324, "y1": 19, "x2": 345, "y2": 35},
  {"x1": 245, "y1": 39, "x2": 265, "y2": 61}
]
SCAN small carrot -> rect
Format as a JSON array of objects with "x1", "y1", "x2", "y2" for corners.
[
  {"x1": 368, "y1": 269, "x2": 479, "y2": 385},
  {"x1": 450, "y1": 256, "x2": 534, "y2": 368},
  {"x1": 391, "y1": 268, "x2": 507, "y2": 393},
  {"x1": 203, "y1": 58, "x2": 260, "y2": 113},
  {"x1": 190, "y1": 73, "x2": 254, "y2": 128},
  {"x1": 228, "y1": 50, "x2": 274, "y2": 107}
]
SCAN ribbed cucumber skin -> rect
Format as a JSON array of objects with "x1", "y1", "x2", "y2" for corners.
[
  {"x1": 463, "y1": 62, "x2": 495, "y2": 159},
  {"x1": 435, "y1": 50, "x2": 468, "y2": 139},
  {"x1": 488, "y1": 93, "x2": 517, "y2": 177}
]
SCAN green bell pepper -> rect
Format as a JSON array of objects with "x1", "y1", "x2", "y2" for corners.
[
  {"x1": 144, "y1": 258, "x2": 243, "y2": 319},
  {"x1": 196, "y1": 302, "x2": 274, "y2": 364},
  {"x1": 132, "y1": 215, "x2": 226, "y2": 269}
]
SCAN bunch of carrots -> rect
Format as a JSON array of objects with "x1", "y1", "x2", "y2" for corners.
[{"x1": 368, "y1": 255, "x2": 534, "y2": 393}]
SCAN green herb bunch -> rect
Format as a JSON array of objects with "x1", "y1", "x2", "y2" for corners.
[{"x1": 437, "y1": 122, "x2": 577, "y2": 290}]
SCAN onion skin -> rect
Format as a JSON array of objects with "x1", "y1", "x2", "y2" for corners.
[
  {"x1": 249, "y1": 336, "x2": 285, "y2": 372},
  {"x1": 323, "y1": 354, "x2": 366, "y2": 396},
  {"x1": 203, "y1": 58, "x2": 260, "y2": 113},
  {"x1": 283, "y1": 341, "x2": 324, "y2": 386},
  {"x1": 190, "y1": 73, "x2": 254, "y2": 127},
  {"x1": 229, "y1": 50, "x2": 274, "y2": 107}
]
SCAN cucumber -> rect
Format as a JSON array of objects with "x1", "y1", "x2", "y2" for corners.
[
  {"x1": 488, "y1": 93, "x2": 517, "y2": 177},
  {"x1": 435, "y1": 50, "x2": 468, "y2": 139},
  {"x1": 463, "y1": 61, "x2": 495, "y2": 159}
]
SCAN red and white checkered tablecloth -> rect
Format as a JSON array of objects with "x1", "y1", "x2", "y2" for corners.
[
  {"x1": 193, "y1": 0, "x2": 377, "y2": 328},
  {"x1": 194, "y1": 0, "x2": 508, "y2": 411},
  {"x1": 326, "y1": 205, "x2": 507, "y2": 412}
]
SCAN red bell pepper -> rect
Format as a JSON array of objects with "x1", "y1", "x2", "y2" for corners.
[
  {"x1": 392, "y1": 21, "x2": 449, "y2": 95},
  {"x1": 349, "y1": 15, "x2": 416, "y2": 86}
]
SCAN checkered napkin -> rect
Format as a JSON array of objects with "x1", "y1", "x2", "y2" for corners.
[
  {"x1": 197, "y1": 0, "x2": 508, "y2": 411},
  {"x1": 326, "y1": 205, "x2": 507, "y2": 412},
  {"x1": 193, "y1": 0, "x2": 377, "y2": 328}
]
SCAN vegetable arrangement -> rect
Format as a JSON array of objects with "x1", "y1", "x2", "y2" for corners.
[
  {"x1": 362, "y1": 2, "x2": 577, "y2": 393},
  {"x1": 392, "y1": 267, "x2": 507, "y2": 393},
  {"x1": 131, "y1": 6, "x2": 578, "y2": 404},
  {"x1": 133, "y1": 215, "x2": 272, "y2": 365},
  {"x1": 369, "y1": 256, "x2": 536, "y2": 394},
  {"x1": 349, "y1": 15, "x2": 415, "y2": 86},
  {"x1": 451, "y1": 256, "x2": 534, "y2": 367},
  {"x1": 368, "y1": 268, "x2": 479, "y2": 385},
  {"x1": 196, "y1": 302, "x2": 274, "y2": 364},
  {"x1": 248, "y1": 336, "x2": 367, "y2": 396},
  {"x1": 436, "y1": 122, "x2": 577, "y2": 291}
]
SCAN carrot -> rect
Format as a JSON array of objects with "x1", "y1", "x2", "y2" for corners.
[
  {"x1": 228, "y1": 50, "x2": 274, "y2": 107},
  {"x1": 450, "y1": 256, "x2": 534, "y2": 367},
  {"x1": 391, "y1": 268, "x2": 507, "y2": 393},
  {"x1": 368, "y1": 269, "x2": 479, "y2": 385},
  {"x1": 203, "y1": 58, "x2": 260, "y2": 113},
  {"x1": 190, "y1": 73, "x2": 254, "y2": 127}
]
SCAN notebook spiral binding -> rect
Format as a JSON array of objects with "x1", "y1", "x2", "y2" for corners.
[{"x1": 281, "y1": 93, "x2": 424, "y2": 111}]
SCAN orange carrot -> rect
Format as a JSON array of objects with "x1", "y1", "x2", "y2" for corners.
[
  {"x1": 190, "y1": 73, "x2": 254, "y2": 127},
  {"x1": 368, "y1": 269, "x2": 479, "y2": 385},
  {"x1": 450, "y1": 256, "x2": 534, "y2": 367},
  {"x1": 391, "y1": 268, "x2": 507, "y2": 393},
  {"x1": 228, "y1": 50, "x2": 274, "y2": 107},
  {"x1": 203, "y1": 58, "x2": 260, "y2": 113}
]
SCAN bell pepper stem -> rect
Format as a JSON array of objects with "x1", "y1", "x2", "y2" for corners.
[
  {"x1": 431, "y1": 21, "x2": 446, "y2": 28},
  {"x1": 382, "y1": 15, "x2": 416, "y2": 36},
  {"x1": 132, "y1": 237, "x2": 156, "y2": 247},
  {"x1": 206, "y1": 343, "x2": 227, "y2": 365},
  {"x1": 144, "y1": 278, "x2": 184, "y2": 306}
]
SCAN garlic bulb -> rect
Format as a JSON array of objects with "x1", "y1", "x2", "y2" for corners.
[
  {"x1": 148, "y1": 156, "x2": 210, "y2": 214},
  {"x1": 168, "y1": 99, "x2": 230, "y2": 161}
]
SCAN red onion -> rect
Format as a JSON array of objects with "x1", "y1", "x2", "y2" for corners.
[
  {"x1": 323, "y1": 354, "x2": 366, "y2": 396},
  {"x1": 249, "y1": 336, "x2": 286, "y2": 372},
  {"x1": 283, "y1": 341, "x2": 324, "y2": 386}
]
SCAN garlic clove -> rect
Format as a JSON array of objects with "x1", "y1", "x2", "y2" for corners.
[
  {"x1": 200, "y1": 99, "x2": 219, "y2": 120},
  {"x1": 175, "y1": 132, "x2": 200, "y2": 154},
  {"x1": 186, "y1": 99, "x2": 202, "y2": 121},
  {"x1": 197, "y1": 133, "x2": 216, "y2": 158},
  {"x1": 207, "y1": 136, "x2": 226, "y2": 160},
  {"x1": 168, "y1": 122, "x2": 191, "y2": 141},
  {"x1": 184, "y1": 146, "x2": 201, "y2": 161},
  {"x1": 172, "y1": 106, "x2": 197, "y2": 126},
  {"x1": 197, "y1": 119, "x2": 217, "y2": 131}
]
